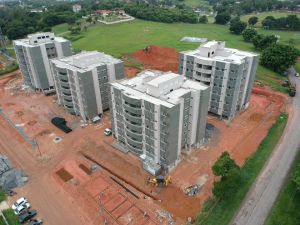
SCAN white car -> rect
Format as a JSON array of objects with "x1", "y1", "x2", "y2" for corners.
[
  {"x1": 296, "y1": 73, "x2": 299, "y2": 77},
  {"x1": 104, "y1": 128, "x2": 112, "y2": 136},
  {"x1": 11, "y1": 197, "x2": 30, "y2": 215}
]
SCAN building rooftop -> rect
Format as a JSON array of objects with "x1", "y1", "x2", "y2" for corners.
[
  {"x1": 112, "y1": 70, "x2": 209, "y2": 108},
  {"x1": 182, "y1": 40, "x2": 258, "y2": 64},
  {"x1": 13, "y1": 32, "x2": 68, "y2": 46},
  {"x1": 51, "y1": 51, "x2": 122, "y2": 72}
]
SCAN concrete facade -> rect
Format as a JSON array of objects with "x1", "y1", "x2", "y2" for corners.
[
  {"x1": 109, "y1": 70, "x2": 210, "y2": 172},
  {"x1": 50, "y1": 51, "x2": 124, "y2": 122},
  {"x1": 179, "y1": 41, "x2": 259, "y2": 120},
  {"x1": 13, "y1": 32, "x2": 72, "y2": 91}
]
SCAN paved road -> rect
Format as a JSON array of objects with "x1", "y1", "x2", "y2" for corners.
[{"x1": 231, "y1": 69, "x2": 300, "y2": 225}]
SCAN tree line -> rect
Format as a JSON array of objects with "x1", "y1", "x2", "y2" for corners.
[
  {"x1": 0, "y1": 4, "x2": 82, "y2": 40},
  {"x1": 262, "y1": 15, "x2": 300, "y2": 31},
  {"x1": 124, "y1": 3, "x2": 200, "y2": 24}
]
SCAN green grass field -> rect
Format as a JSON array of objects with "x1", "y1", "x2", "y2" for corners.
[
  {"x1": 69, "y1": 19, "x2": 298, "y2": 91},
  {"x1": 2, "y1": 209, "x2": 20, "y2": 225},
  {"x1": 184, "y1": 0, "x2": 211, "y2": 8},
  {"x1": 240, "y1": 11, "x2": 300, "y2": 27},
  {"x1": 196, "y1": 113, "x2": 288, "y2": 225},
  {"x1": 265, "y1": 150, "x2": 300, "y2": 225},
  {"x1": 52, "y1": 23, "x2": 69, "y2": 35}
]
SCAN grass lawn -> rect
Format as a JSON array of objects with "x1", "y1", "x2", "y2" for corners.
[
  {"x1": 52, "y1": 23, "x2": 69, "y2": 36},
  {"x1": 264, "y1": 150, "x2": 300, "y2": 225},
  {"x1": 0, "y1": 188, "x2": 5, "y2": 203},
  {"x1": 295, "y1": 63, "x2": 300, "y2": 74},
  {"x1": 70, "y1": 19, "x2": 298, "y2": 92},
  {"x1": 184, "y1": 0, "x2": 211, "y2": 8},
  {"x1": 2, "y1": 209, "x2": 21, "y2": 225},
  {"x1": 0, "y1": 216, "x2": 6, "y2": 225},
  {"x1": 240, "y1": 11, "x2": 299, "y2": 27},
  {"x1": 196, "y1": 113, "x2": 288, "y2": 225}
]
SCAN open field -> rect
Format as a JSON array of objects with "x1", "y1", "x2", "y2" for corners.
[
  {"x1": 52, "y1": 23, "x2": 69, "y2": 35},
  {"x1": 69, "y1": 19, "x2": 298, "y2": 92},
  {"x1": 264, "y1": 150, "x2": 300, "y2": 225},
  {"x1": 184, "y1": 0, "x2": 211, "y2": 8},
  {"x1": 0, "y1": 68, "x2": 288, "y2": 224},
  {"x1": 240, "y1": 11, "x2": 300, "y2": 27}
]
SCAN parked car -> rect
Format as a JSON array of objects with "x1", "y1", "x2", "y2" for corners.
[
  {"x1": 104, "y1": 128, "x2": 112, "y2": 136},
  {"x1": 296, "y1": 73, "x2": 299, "y2": 77},
  {"x1": 14, "y1": 204, "x2": 28, "y2": 215},
  {"x1": 19, "y1": 210, "x2": 37, "y2": 224},
  {"x1": 11, "y1": 197, "x2": 30, "y2": 215},
  {"x1": 28, "y1": 218, "x2": 43, "y2": 225},
  {"x1": 51, "y1": 117, "x2": 72, "y2": 133}
]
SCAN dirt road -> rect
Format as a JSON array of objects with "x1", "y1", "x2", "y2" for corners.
[{"x1": 231, "y1": 73, "x2": 300, "y2": 225}]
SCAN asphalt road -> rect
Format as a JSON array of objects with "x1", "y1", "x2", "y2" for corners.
[{"x1": 231, "y1": 69, "x2": 300, "y2": 225}]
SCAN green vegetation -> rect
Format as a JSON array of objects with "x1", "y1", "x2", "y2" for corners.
[
  {"x1": 265, "y1": 150, "x2": 300, "y2": 225},
  {"x1": 0, "y1": 188, "x2": 6, "y2": 202},
  {"x1": 295, "y1": 63, "x2": 300, "y2": 74},
  {"x1": 196, "y1": 113, "x2": 288, "y2": 225},
  {"x1": 184, "y1": 0, "x2": 211, "y2": 8},
  {"x1": 2, "y1": 209, "x2": 21, "y2": 225},
  {"x1": 0, "y1": 63, "x2": 19, "y2": 76},
  {"x1": 71, "y1": 19, "x2": 297, "y2": 92},
  {"x1": 0, "y1": 216, "x2": 6, "y2": 225},
  {"x1": 240, "y1": 11, "x2": 298, "y2": 27},
  {"x1": 52, "y1": 23, "x2": 69, "y2": 35}
]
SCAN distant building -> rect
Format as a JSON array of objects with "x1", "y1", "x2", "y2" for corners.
[
  {"x1": 14, "y1": 32, "x2": 72, "y2": 91},
  {"x1": 109, "y1": 70, "x2": 210, "y2": 174},
  {"x1": 72, "y1": 4, "x2": 81, "y2": 13},
  {"x1": 95, "y1": 10, "x2": 113, "y2": 17},
  {"x1": 179, "y1": 41, "x2": 259, "y2": 120},
  {"x1": 50, "y1": 51, "x2": 124, "y2": 121}
]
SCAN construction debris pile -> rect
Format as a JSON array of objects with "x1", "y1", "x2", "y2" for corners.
[
  {"x1": 0, "y1": 155, "x2": 28, "y2": 191},
  {"x1": 184, "y1": 185, "x2": 201, "y2": 197},
  {"x1": 156, "y1": 209, "x2": 175, "y2": 225}
]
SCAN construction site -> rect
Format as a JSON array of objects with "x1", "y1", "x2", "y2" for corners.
[{"x1": 0, "y1": 45, "x2": 288, "y2": 225}]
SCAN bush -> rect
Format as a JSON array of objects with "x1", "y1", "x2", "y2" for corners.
[
  {"x1": 0, "y1": 62, "x2": 19, "y2": 76},
  {"x1": 229, "y1": 17, "x2": 247, "y2": 35},
  {"x1": 199, "y1": 15, "x2": 208, "y2": 24},
  {"x1": 242, "y1": 28, "x2": 257, "y2": 42},
  {"x1": 252, "y1": 34, "x2": 277, "y2": 50},
  {"x1": 261, "y1": 44, "x2": 300, "y2": 73},
  {"x1": 215, "y1": 12, "x2": 231, "y2": 25}
]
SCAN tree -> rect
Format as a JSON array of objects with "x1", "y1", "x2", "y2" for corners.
[
  {"x1": 293, "y1": 163, "x2": 300, "y2": 191},
  {"x1": 212, "y1": 152, "x2": 241, "y2": 199},
  {"x1": 286, "y1": 15, "x2": 300, "y2": 30},
  {"x1": 262, "y1": 16, "x2": 276, "y2": 29},
  {"x1": 212, "y1": 152, "x2": 240, "y2": 177},
  {"x1": 229, "y1": 17, "x2": 247, "y2": 35},
  {"x1": 199, "y1": 15, "x2": 208, "y2": 24},
  {"x1": 260, "y1": 44, "x2": 299, "y2": 73},
  {"x1": 252, "y1": 34, "x2": 277, "y2": 50},
  {"x1": 215, "y1": 12, "x2": 231, "y2": 25},
  {"x1": 242, "y1": 28, "x2": 257, "y2": 42},
  {"x1": 248, "y1": 16, "x2": 258, "y2": 26}
]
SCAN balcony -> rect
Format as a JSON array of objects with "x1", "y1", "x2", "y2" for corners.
[
  {"x1": 124, "y1": 111, "x2": 142, "y2": 124},
  {"x1": 60, "y1": 80, "x2": 69, "y2": 86},
  {"x1": 62, "y1": 89, "x2": 71, "y2": 95},
  {"x1": 125, "y1": 127, "x2": 143, "y2": 141},
  {"x1": 64, "y1": 101, "x2": 73, "y2": 107},
  {"x1": 122, "y1": 94, "x2": 141, "y2": 107},
  {"x1": 59, "y1": 74, "x2": 68, "y2": 80},
  {"x1": 199, "y1": 76, "x2": 211, "y2": 83},
  {"x1": 62, "y1": 95, "x2": 72, "y2": 101},
  {"x1": 123, "y1": 103, "x2": 142, "y2": 115},
  {"x1": 125, "y1": 120, "x2": 142, "y2": 133},
  {"x1": 61, "y1": 85, "x2": 70, "y2": 90}
]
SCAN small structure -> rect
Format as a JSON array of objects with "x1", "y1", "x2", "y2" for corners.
[
  {"x1": 96, "y1": 10, "x2": 114, "y2": 17},
  {"x1": 73, "y1": 4, "x2": 82, "y2": 13}
]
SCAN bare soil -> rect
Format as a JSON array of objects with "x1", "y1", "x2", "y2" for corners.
[{"x1": 0, "y1": 53, "x2": 288, "y2": 225}]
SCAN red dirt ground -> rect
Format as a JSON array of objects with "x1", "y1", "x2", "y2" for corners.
[
  {"x1": 0, "y1": 51, "x2": 289, "y2": 225},
  {"x1": 132, "y1": 46, "x2": 179, "y2": 72}
]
